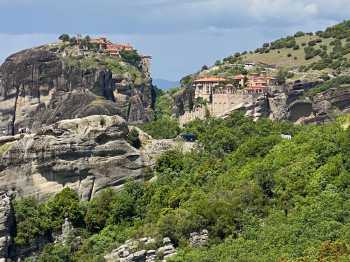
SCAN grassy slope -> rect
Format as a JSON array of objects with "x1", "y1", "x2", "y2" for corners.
[
  {"x1": 243, "y1": 35, "x2": 322, "y2": 66},
  {"x1": 241, "y1": 35, "x2": 336, "y2": 67}
]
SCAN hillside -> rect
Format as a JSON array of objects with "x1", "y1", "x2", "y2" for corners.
[
  {"x1": 235, "y1": 20, "x2": 350, "y2": 72},
  {"x1": 5, "y1": 112, "x2": 350, "y2": 261}
]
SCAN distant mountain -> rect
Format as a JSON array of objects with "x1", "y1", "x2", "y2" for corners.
[{"x1": 153, "y1": 78, "x2": 180, "y2": 90}]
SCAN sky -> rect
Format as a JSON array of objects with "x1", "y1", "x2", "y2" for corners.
[{"x1": 0, "y1": 0, "x2": 350, "y2": 81}]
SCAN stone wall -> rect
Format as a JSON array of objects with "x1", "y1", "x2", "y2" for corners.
[{"x1": 179, "y1": 91, "x2": 267, "y2": 125}]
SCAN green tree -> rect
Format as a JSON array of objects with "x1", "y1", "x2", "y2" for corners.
[
  {"x1": 46, "y1": 188, "x2": 85, "y2": 231},
  {"x1": 58, "y1": 34, "x2": 70, "y2": 42},
  {"x1": 85, "y1": 189, "x2": 117, "y2": 232},
  {"x1": 120, "y1": 49, "x2": 141, "y2": 66},
  {"x1": 127, "y1": 128, "x2": 141, "y2": 149},
  {"x1": 14, "y1": 197, "x2": 51, "y2": 247}
]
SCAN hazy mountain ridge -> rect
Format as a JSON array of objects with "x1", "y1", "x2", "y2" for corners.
[{"x1": 153, "y1": 78, "x2": 180, "y2": 90}]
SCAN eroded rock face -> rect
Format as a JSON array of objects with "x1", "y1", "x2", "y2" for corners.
[
  {"x1": 0, "y1": 47, "x2": 155, "y2": 135},
  {"x1": 174, "y1": 80, "x2": 350, "y2": 124},
  {"x1": 172, "y1": 87, "x2": 194, "y2": 117},
  {"x1": 0, "y1": 115, "x2": 150, "y2": 201},
  {"x1": 0, "y1": 193, "x2": 13, "y2": 262},
  {"x1": 313, "y1": 87, "x2": 350, "y2": 112}
]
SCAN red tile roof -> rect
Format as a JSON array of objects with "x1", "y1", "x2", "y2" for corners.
[
  {"x1": 194, "y1": 77, "x2": 227, "y2": 83},
  {"x1": 234, "y1": 75, "x2": 245, "y2": 80}
]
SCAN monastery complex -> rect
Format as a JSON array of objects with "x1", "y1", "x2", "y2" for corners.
[{"x1": 179, "y1": 72, "x2": 278, "y2": 125}]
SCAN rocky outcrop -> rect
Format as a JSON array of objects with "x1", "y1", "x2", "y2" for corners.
[
  {"x1": 189, "y1": 229, "x2": 209, "y2": 248},
  {"x1": 174, "y1": 79, "x2": 350, "y2": 124},
  {"x1": 105, "y1": 230, "x2": 209, "y2": 262},
  {"x1": 172, "y1": 87, "x2": 194, "y2": 117},
  {"x1": 0, "y1": 115, "x2": 151, "y2": 201},
  {"x1": 105, "y1": 237, "x2": 177, "y2": 262},
  {"x1": 0, "y1": 193, "x2": 13, "y2": 262},
  {"x1": 0, "y1": 46, "x2": 156, "y2": 135},
  {"x1": 312, "y1": 87, "x2": 350, "y2": 113},
  {"x1": 268, "y1": 88, "x2": 289, "y2": 121}
]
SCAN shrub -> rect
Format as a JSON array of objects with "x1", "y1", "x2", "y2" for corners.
[
  {"x1": 201, "y1": 65, "x2": 209, "y2": 71},
  {"x1": 294, "y1": 31, "x2": 305, "y2": 37},
  {"x1": 139, "y1": 117, "x2": 181, "y2": 139},
  {"x1": 127, "y1": 128, "x2": 141, "y2": 149},
  {"x1": 215, "y1": 60, "x2": 222, "y2": 66},
  {"x1": 308, "y1": 39, "x2": 322, "y2": 46},
  {"x1": 59, "y1": 34, "x2": 70, "y2": 42},
  {"x1": 46, "y1": 188, "x2": 85, "y2": 231},
  {"x1": 120, "y1": 50, "x2": 141, "y2": 66},
  {"x1": 304, "y1": 46, "x2": 321, "y2": 60},
  {"x1": 14, "y1": 198, "x2": 51, "y2": 247},
  {"x1": 85, "y1": 189, "x2": 117, "y2": 232}
]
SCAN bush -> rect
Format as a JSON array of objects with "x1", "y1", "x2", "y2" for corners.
[
  {"x1": 127, "y1": 128, "x2": 141, "y2": 149},
  {"x1": 14, "y1": 198, "x2": 51, "y2": 247},
  {"x1": 34, "y1": 244, "x2": 72, "y2": 262},
  {"x1": 215, "y1": 60, "x2": 222, "y2": 66},
  {"x1": 69, "y1": 37, "x2": 77, "y2": 46},
  {"x1": 294, "y1": 31, "x2": 305, "y2": 37},
  {"x1": 46, "y1": 188, "x2": 85, "y2": 231},
  {"x1": 201, "y1": 65, "x2": 209, "y2": 71},
  {"x1": 139, "y1": 117, "x2": 181, "y2": 139},
  {"x1": 308, "y1": 39, "x2": 322, "y2": 46},
  {"x1": 58, "y1": 34, "x2": 70, "y2": 42},
  {"x1": 85, "y1": 189, "x2": 118, "y2": 232},
  {"x1": 304, "y1": 46, "x2": 321, "y2": 60},
  {"x1": 120, "y1": 50, "x2": 141, "y2": 66}
]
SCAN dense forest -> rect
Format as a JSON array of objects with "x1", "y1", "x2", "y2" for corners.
[{"x1": 15, "y1": 111, "x2": 350, "y2": 261}]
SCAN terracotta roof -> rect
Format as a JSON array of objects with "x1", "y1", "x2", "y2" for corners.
[
  {"x1": 234, "y1": 75, "x2": 245, "y2": 80},
  {"x1": 194, "y1": 77, "x2": 227, "y2": 83},
  {"x1": 247, "y1": 84, "x2": 266, "y2": 89}
]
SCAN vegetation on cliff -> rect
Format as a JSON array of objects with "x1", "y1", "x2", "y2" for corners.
[
  {"x1": 234, "y1": 20, "x2": 350, "y2": 72},
  {"x1": 13, "y1": 111, "x2": 350, "y2": 261},
  {"x1": 177, "y1": 20, "x2": 350, "y2": 88},
  {"x1": 138, "y1": 88, "x2": 181, "y2": 139}
]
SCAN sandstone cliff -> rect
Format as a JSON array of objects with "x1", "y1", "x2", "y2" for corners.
[
  {"x1": 0, "y1": 115, "x2": 151, "y2": 201},
  {"x1": 0, "y1": 45, "x2": 156, "y2": 135}
]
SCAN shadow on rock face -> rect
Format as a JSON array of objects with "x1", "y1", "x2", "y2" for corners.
[{"x1": 288, "y1": 100, "x2": 313, "y2": 122}]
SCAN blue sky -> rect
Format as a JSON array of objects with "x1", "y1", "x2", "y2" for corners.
[{"x1": 0, "y1": 0, "x2": 349, "y2": 80}]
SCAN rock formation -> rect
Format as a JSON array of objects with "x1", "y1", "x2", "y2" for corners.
[
  {"x1": 0, "y1": 115, "x2": 151, "y2": 201},
  {"x1": 0, "y1": 46, "x2": 156, "y2": 136},
  {"x1": 189, "y1": 229, "x2": 209, "y2": 248},
  {"x1": 172, "y1": 87, "x2": 194, "y2": 117},
  {"x1": 175, "y1": 80, "x2": 350, "y2": 124},
  {"x1": 104, "y1": 237, "x2": 177, "y2": 262},
  {"x1": 0, "y1": 193, "x2": 13, "y2": 262}
]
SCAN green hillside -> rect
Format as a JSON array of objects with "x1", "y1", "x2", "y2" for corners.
[
  {"x1": 16, "y1": 112, "x2": 350, "y2": 261},
  {"x1": 234, "y1": 20, "x2": 350, "y2": 72}
]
